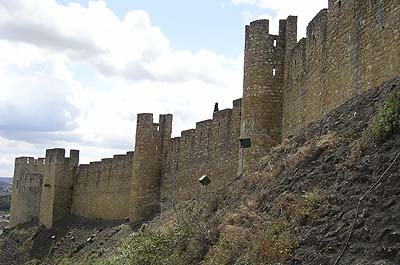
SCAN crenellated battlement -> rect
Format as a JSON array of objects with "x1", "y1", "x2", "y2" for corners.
[
  {"x1": 136, "y1": 113, "x2": 155, "y2": 125},
  {"x1": 246, "y1": 19, "x2": 269, "y2": 36},
  {"x1": 15, "y1": 157, "x2": 46, "y2": 166}
]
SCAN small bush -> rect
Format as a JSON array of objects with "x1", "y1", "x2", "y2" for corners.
[
  {"x1": 270, "y1": 190, "x2": 324, "y2": 225},
  {"x1": 250, "y1": 220, "x2": 297, "y2": 264},
  {"x1": 102, "y1": 226, "x2": 191, "y2": 265},
  {"x1": 370, "y1": 90, "x2": 400, "y2": 142},
  {"x1": 348, "y1": 137, "x2": 369, "y2": 162},
  {"x1": 204, "y1": 225, "x2": 252, "y2": 265}
]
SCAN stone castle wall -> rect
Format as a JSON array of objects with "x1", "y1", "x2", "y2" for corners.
[
  {"x1": 9, "y1": 157, "x2": 45, "y2": 227},
  {"x1": 160, "y1": 99, "x2": 242, "y2": 208},
  {"x1": 71, "y1": 152, "x2": 134, "y2": 220},
  {"x1": 9, "y1": 0, "x2": 400, "y2": 228},
  {"x1": 282, "y1": 0, "x2": 400, "y2": 137}
]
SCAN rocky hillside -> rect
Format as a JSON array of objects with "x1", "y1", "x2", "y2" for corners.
[{"x1": 1, "y1": 77, "x2": 400, "y2": 265}]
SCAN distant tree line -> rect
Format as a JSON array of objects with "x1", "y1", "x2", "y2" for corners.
[{"x1": 0, "y1": 194, "x2": 11, "y2": 211}]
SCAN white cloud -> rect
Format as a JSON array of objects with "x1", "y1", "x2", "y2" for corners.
[
  {"x1": 241, "y1": 11, "x2": 254, "y2": 25},
  {"x1": 0, "y1": 1, "x2": 170, "y2": 81},
  {"x1": 259, "y1": 0, "x2": 328, "y2": 37},
  {"x1": 0, "y1": 0, "x2": 243, "y2": 176},
  {"x1": 232, "y1": 0, "x2": 258, "y2": 5},
  {"x1": 233, "y1": 0, "x2": 328, "y2": 38}
]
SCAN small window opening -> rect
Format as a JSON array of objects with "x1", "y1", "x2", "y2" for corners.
[
  {"x1": 16, "y1": 180, "x2": 19, "y2": 189},
  {"x1": 26, "y1": 158, "x2": 30, "y2": 164},
  {"x1": 338, "y1": 0, "x2": 342, "y2": 8},
  {"x1": 295, "y1": 60, "x2": 297, "y2": 66},
  {"x1": 272, "y1": 67, "x2": 276, "y2": 76},
  {"x1": 273, "y1": 39, "x2": 277, "y2": 47}
]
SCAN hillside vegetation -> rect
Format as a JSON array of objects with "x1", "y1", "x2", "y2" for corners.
[
  {"x1": 1, "y1": 77, "x2": 400, "y2": 265},
  {"x1": 0, "y1": 194, "x2": 11, "y2": 211}
]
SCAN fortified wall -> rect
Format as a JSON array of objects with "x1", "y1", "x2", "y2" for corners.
[
  {"x1": 10, "y1": 0, "x2": 400, "y2": 228},
  {"x1": 71, "y1": 152, "x2": 134, "y2": 220},
  {"x1": 240, "y1": 0, "x2": 400, "y2": 169},
  {"x1": 282, "y1": 0, "x2": 400, "y2": 137},
  {"x1": 9, "y1": 99, "x2": 242, "y2": 228}
]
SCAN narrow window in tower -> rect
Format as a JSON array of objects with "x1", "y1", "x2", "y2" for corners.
[
  {"x1": 16, "y1": 180, "x2": 19, "y2": 189},
  {"x1": 273, "y1": 39, "x2": 277, "y2": 47},
  {"x1": 338, "y1": 0, "x2": 342, "y2": 8},
  {"x1": 272, "y1": 67, "x2": 276, "y2": 76}
]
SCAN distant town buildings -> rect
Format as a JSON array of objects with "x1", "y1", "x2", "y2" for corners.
[{"x1": 0, "y1": 212, "x2": 10, "y2": 234}]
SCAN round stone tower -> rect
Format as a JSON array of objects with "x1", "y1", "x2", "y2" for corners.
[
  {"x1": 129, "y1": 113, "x2": 172, "y2": 223},
  {"x1": 240, "y1": 19, "x2": 286, "y2": 171}
]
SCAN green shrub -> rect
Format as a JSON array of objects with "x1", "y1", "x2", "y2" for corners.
[
  {"x1": 58, "y1": 202, "x2": 213, "y2": 265},
  {"x1": 250, "y1": 220, "x2": 297, "y2": 264},
  {"x1": 370, "y1": 90, "x2": 400, "y2": 142},
  {"x1": 96, "y1": 223, "x2": 201, "y2": 265}
]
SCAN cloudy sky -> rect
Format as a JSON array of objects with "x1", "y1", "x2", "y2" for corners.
[{"x1": 0, "y1": 0, "x2": 327, "y2": 177}]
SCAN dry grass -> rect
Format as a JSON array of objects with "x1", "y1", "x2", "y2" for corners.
[{"x1": 250, "y1": 219, "x2": 298, "y2": 264}]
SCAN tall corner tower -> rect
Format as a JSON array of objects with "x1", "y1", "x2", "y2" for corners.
[
  {"x1": 130, "y1": 113, "x2": 172, "y2": 223},
  {"x1": 240, "y1": 19, "x2": 289, "y2": 171}
]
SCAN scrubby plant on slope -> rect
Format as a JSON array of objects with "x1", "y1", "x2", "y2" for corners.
[{"x1": 370, "y1": 90, "x2": 400, "y2": 142}]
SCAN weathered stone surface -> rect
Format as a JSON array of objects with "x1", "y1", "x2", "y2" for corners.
[
  {"x1": 71, "y1": 152, "x2": 133, "y2": 221},
  {"x1": 9, "y1": 157, "x2": 45, "y2": 227},
  {"x1": 282, "y1": 0, "x2": 400, "y2": 137},
  {"x1": 240, "y1": 19, "x2": 290, "y2": 171},
  {"x1": 160, "y1": 99, "x2": 241, "y2": 208},
  {"x1": 39, "y1": 149, "x2": 79, "y2": 228}
]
